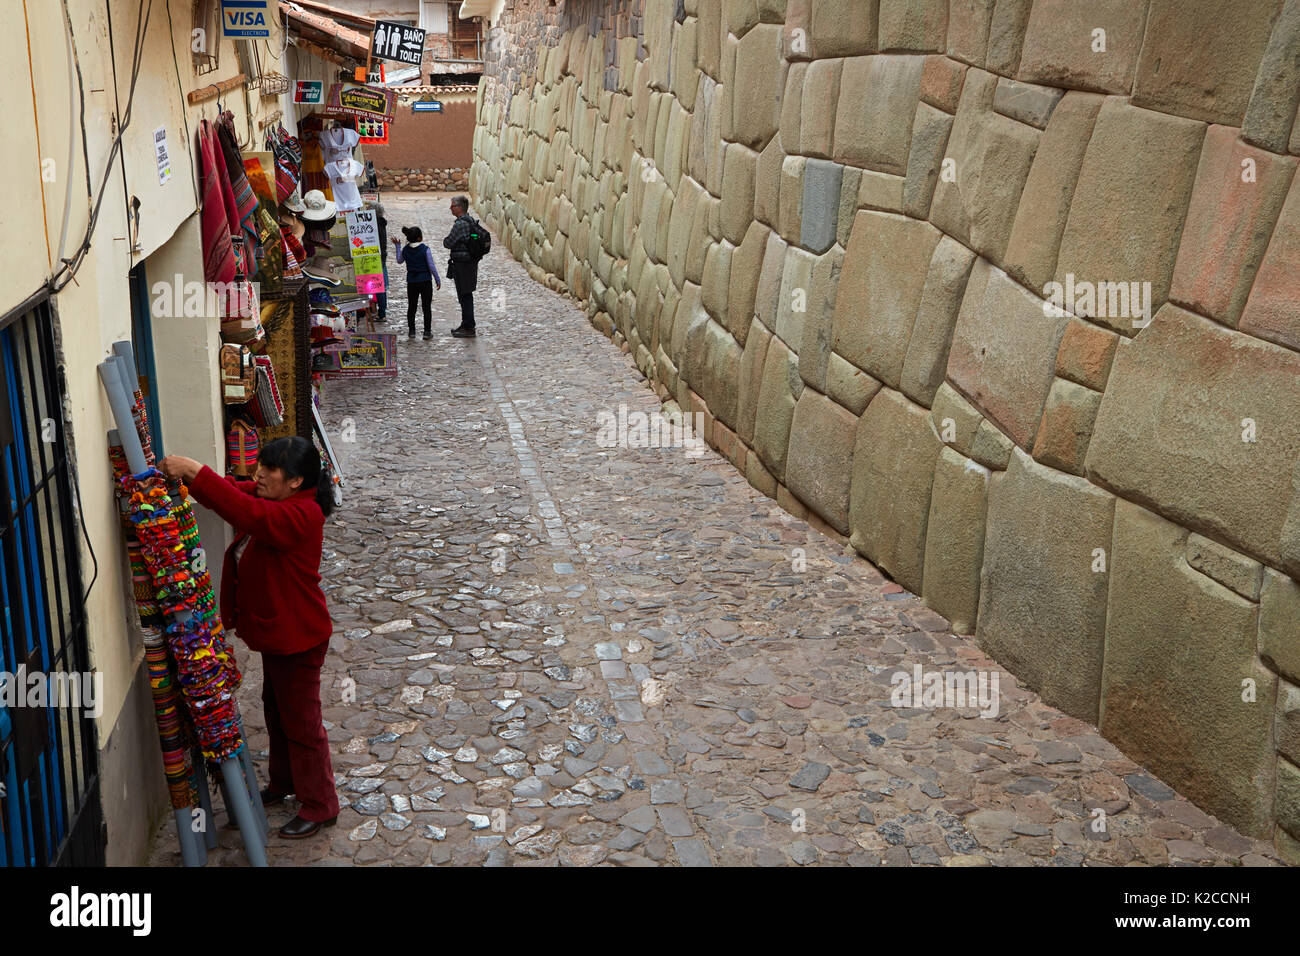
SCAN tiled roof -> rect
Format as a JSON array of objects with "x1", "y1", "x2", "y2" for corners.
[{"x1": 281, "y1": 1, "x2": 371, "y2": 59}]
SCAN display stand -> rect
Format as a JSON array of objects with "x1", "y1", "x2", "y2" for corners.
[{"x1": 99, "y1": 347, "x2": 268, "y2": 867}]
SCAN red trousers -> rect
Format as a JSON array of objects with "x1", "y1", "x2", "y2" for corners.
[{"x1": 261, "y1": 641, "x2": 339, "y2": 821}]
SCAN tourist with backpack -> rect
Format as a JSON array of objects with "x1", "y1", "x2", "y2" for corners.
[
  {"x1": 392, "y1": 225, "x2": 442, "y2": 339},
  {"x1": 443, "y1": 195, "x2": 490, "y2": 338}
]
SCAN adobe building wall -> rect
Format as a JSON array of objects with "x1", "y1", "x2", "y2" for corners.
[
  {"x1": 470, "y1": 0, "x2": 1300, "y2": 859},
  {"x1": 368, "y1": 88, "x2": 477, "y2": 190}
]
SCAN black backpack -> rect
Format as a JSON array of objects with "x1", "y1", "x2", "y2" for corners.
[{"x1": 465, "y1": 219, "x2": 491, "y2": 260}]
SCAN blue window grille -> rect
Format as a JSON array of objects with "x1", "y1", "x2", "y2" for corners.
[{"x1": 0, "y1": 296, "x2": 102, "y2": 867}]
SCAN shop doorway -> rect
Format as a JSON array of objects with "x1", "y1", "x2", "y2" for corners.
[{"x1": 0, "y1": 296, "x2": 103, "y2": 866}]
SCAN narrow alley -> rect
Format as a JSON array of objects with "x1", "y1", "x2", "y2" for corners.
[{"x1": 151, "y1": 194, "x2": 1281, "y2": 868}]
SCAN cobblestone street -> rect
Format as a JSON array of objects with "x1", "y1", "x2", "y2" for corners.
[{"x1": 152, "y1": 194, "x2": 1282, "y2": 868}]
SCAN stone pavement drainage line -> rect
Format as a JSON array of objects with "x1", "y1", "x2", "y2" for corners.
[
  {"x1": 472, "y1": 338, "x2": 713, "y2": 865},
  {"x1": 472, "y1": 339, "x2": 574, "y2": 553}
]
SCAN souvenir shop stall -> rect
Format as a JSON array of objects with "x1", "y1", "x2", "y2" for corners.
[
  {"x1": 95, "y1": 99, "x2": 373, "y2": 865},
  {"x1": 293, "y1": 83, "x2": 401, "y2": 384}
]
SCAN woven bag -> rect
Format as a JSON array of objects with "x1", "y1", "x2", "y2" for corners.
[
  {"x1": 226, "y1": 419, "x2": 259, "y2": 477},
  {"x1": 220, "y1": 343, "x2": 257, "y2": 404},
  {"x1": 252, "y1": 357, "x2": 284, "y2": 427}
]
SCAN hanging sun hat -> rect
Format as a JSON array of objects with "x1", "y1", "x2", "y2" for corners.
[
  {"x1": 300, "y1": 189, "x2": 337, "y2": 223},
  {"x1": 282, "y1": 184, "x2": 307, "y2": 214},
  {"x1": 301, "y1": 264, "x2": 341, "y2": 287}
]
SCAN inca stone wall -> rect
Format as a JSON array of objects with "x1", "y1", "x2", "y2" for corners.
[{"x1": 470, "y1": 0, "x2": 1300, "y2": 857}]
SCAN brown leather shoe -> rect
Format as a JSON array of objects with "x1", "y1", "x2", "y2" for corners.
[{"x1": 278, "y1": 814, "x2": 337, "y2": 839}]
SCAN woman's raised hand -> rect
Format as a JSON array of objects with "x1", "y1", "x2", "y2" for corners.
[{"x1": 158, "y1": 455, "x2": 202, "y2": 482}]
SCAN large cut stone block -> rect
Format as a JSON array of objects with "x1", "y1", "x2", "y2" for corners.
[
  {"x1": 1240, "y1": 171, "x2": 1300, "y2": 351},
  {"x1": 1086, "y1": 305, "x2": 1300, "y2": 568},
  {"x1": 1030, "y1": 377, "x2": 1102, "y2": 476},
  {"x1": 1054, "y1": 317, "x2": 1117, "y2": 392},
  {"x1": 736, "y1": 319, "x2": 774, "y2": 444},
  {"x1": 1101, "y1": 500, "x2": 1275, "y2": 837},
  {"x1": 947, "y1": 259, "x2": 1068, "y2": 450},
  {"x1": 985, "y1": 0, "x2": 1033, "y2": 75},
  {"x1": 810, "y1": 0, "x2": 878, "y2": 57},
  {"x1": 920, "y1": 54, "x2": 967, "y2": 113},
  {"x1": 697, "y1": 319, "x2": 743, "y2": 430},
  {"x1": 778, "y1": 155, "x2": 807, "y2": 246},
  {"x1": 849, "y1": 388, "x2": 942, "y2": 594},
  {"x1": 830, "y1": 211, "x2": 942, "y2": 387},
  {"x1": 798, "y1": 246, "x2": 844, "y2": 390},
  {"x1": 786, "y1": 389, "x2": 860, "y2": 532},
  {"x1": 978, "y1": 449, "x2": 1115, "y2": 723},
  {"x1": 923, "y1": 447, "x2": 988, "y2": 634},
  {"x1": 753, "y1": 335, "x2": 799, "y2": 480},
  {"x1": 993, "y1": 78, "x2": 1063, "y2": 129},
  {"x1": 1002, "y1": 91, "x2": 1104, "y2": 294},
  {"x1": 1133, "y1": 0, "x2": 1281, "y2": 126},
  {"x1": 929, "y1": 69, "x2": 1041, "y2": 263},
  {"x1": 754, "y1": 231, "x2": 788, "y2": 333},
  {"x1": 1054, "y1": 101, "x2": 1205, "y2": 334},
  {"x1": 702, "y1": 241, "x2": 734, "y2": 323},
  {"x1": 720, "y1": 144, "x2": 760, "y2": 245},
  {"x1": 1280, "y1": 758, "x2": 1300, "y2": 841},
  {"x1": 878, "y1": 0, "x2": 948, "y2": 52},
  {"x1": 733, "y1": 24, "x2": 786, "y2": 151},
  {"x1": 833, "y1": 55, "x2": 926, "y2": 175},
  {"x1": 775, "y1": 244, "x2": 817, "y2": 349},
  {"x1": 753, "y1": 135, "x2": 785, "y2": 229},
  {"x1": 899, "y1": 236, "x2": 977, "y2": 407},
  {"x1": 1242, "y1": 0, "x2": 1300, "y2": 152},
  {"x1": 826, "y1": 352, "x2": 882, "y2": 415},
  {"x1": 800, "y1": 58, "x2": 844, "y2": 158},
  {"x1": 1018, "y1": 0, "x2": 1147, "y2": 94},
  {"x1": 801, "y1": 159, "x2": 844, "y2": 254},
  {"x1": 1260, "y1": 569, "x2": 1300, "y2": 685},
  {"x1": 727, "y1": 221, "x2": 770, "y2": 345},
  {"x1": 946, "y1": 0, "x2": 994, "y2": 68},
  {"x1": 779, "y1": 61, "x2": 808, "y2": 156},
  {"x1": 902, "y1": 101, "x2": 954, "y2": 220},
  {"x1": 1171, "y1": 125, "x2": 1297, "y2": 328}
]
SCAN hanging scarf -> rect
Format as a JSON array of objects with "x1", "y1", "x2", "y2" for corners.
[
  {"x1": 217, "y1": 117, "x2": 260, "y2": 242},
  {"x1": 197, "y1": 120, "x2": 236, "y2": 285}
]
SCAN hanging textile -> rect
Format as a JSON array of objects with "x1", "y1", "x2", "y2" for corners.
[{"x1": 198, "y1": 120, "x2": 237, "y2": 285}]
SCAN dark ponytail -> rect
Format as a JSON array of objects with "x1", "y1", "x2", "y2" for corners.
[{"x1": 257, "y1": 436, "x2": 336, "y2": 518}]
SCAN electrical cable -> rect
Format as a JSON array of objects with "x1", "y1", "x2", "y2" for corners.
[
  {"x1": 164, "y1": 0, "x2": 200, "y2": 209},
  {"x1": 21, "y1": 0, "x2": 54, "y2": 271},
  {"x1": 48, "y1": 0, "x2": 152, "y2": 294}
]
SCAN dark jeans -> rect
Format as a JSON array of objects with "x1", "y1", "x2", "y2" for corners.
[
  {"x1": 376, "y1": 259, "x2": 388, "y2": 318},
  {"x1": 451, "y1": 259, "x2": 477, "y2": 330},
  {"x1": 262, "y1": 641, "x2": 339, "y2": 822},
  {"x1": 407, "y1": 280, "x2": 432, "y2": 335}
]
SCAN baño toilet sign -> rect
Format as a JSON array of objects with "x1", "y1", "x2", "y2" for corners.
[{"x1": 370, "y1": 21, "x2": 426, "y2": 66}]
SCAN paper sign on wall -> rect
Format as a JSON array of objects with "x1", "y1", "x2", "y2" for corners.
[
  {"x1": 154, "y1": 126, "x2": 171, "y2": 185},
  {"x1": 346, "y1": 210, "x2": 385, "y2": 295}
]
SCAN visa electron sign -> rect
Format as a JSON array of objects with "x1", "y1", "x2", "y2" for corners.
[{"x1": 221, "y1": 0, "x2": 271, "y2": 37}]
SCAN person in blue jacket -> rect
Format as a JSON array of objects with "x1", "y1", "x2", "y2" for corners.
[{"x1": 393, "y1": 225, "x2": 442, "y2": 339}]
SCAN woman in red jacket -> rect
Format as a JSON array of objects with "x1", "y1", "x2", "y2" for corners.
[{"x1": 160, "y1": 437, "x2": 340, "y2": 839}]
